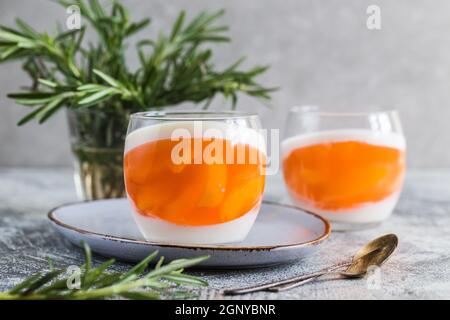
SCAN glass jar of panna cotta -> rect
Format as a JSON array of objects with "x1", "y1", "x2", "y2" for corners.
[
  {"x1": 281, "y1": 106, "x2": 406, "y2": 230},
  {"x1": 124, "y1": 111, "x2": 266, "y2": 244}
]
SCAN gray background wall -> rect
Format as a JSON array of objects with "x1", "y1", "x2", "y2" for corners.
[{"x1": 0, "y1": 0, "x2": 449, "y2": 167}]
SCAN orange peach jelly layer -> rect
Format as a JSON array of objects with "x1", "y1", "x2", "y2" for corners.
[
  {"x1": 125, "y1": 138, "x2": 265, "y2": 226},
  {"x1": 283, "y1": 141, "x2": 405, "y2": 210}
]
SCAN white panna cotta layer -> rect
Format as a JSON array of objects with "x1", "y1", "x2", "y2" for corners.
[
  {"x1": 282, "y1": 129, "x2": 406, "y2": 156},
  {"x1": 125, "y1": 120, "x2": 266, "y2": 155},
  {"x1": 288, "y1": 191, "x2": 401, "y2": 224},
  {"x1": 132, "y1": 204, "x2": 260, "y2": 244}
]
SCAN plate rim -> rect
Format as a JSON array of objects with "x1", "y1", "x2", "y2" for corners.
[{"x1": 48, "y1": 199, "x2": 330, "y2": 252}]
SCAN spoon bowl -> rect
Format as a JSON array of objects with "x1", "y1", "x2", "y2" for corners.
[
  {"x1": 341, "y1": 247, "x2": 391, "y2": 278},
  {"x1": 342, "y1": 233, "x2": 399, "y2": 278},
  {"x1": 353, "y1": 233, "x2": 398, "y2": 261}
]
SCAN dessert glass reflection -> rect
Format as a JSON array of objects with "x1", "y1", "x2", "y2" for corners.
[
  {"x1": 281, "y1": 106, "x2": 406, "y2": 230},
  {"x1": 124, "y1": 111, "x2": 266, "y2": 244}
]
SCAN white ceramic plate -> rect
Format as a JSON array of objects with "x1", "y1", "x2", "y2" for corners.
[{"x1": 48, "y1": 199, "x2": 330, "y2": 268}]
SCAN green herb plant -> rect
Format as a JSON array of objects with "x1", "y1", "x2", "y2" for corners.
[
  {"x1": 0, "y1": 243, "x2": 208, "y2": 300},
  {"x1": 0, "y1": 0, "x2": 274, "y2": 200},
  {"x1": 0, "y1": 0, "x2": 274, "y2": 124}
]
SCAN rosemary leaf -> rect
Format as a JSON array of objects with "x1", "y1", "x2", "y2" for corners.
[
  {"x1": 93, "y1": 69, "x2": 123, "y2": 88},
  {"x1": 78, "y1": 87, "x2": 118, "y2": 105}
]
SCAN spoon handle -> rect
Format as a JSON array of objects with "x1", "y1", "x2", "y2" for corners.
[
  {"x1": 267, "y1": 269, "x2": 339, "y2": 292},
  {"x1": 222, "y1": 262, "x2": 351, "y2": 296}
]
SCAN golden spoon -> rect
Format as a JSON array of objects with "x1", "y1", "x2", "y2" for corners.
[
  {"x1": 269, "y1": 245, "x2": 393, "y2": 292},
  {"x1": 223, "y1": 234, "x2": 398, "y2": 295}
]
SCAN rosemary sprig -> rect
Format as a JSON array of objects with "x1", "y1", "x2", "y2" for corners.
[
  {"x1": 0, "y1": 243, "x2": 208, "y2": 300},
  {"x1": 0, "y1": 0, "x2": 275, "y2": 125}
]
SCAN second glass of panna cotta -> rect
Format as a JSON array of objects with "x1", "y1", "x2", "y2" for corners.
[
  {"x1": 281, "y1": 106, "x2": 406, "y2": 230},
  {"x1": 124, "y1": 111, "x2": 266, "y2": 244}
]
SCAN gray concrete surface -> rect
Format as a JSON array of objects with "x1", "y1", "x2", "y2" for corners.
[{"x1": 1, "y1": 167, "x2": 449, "y2": 299}]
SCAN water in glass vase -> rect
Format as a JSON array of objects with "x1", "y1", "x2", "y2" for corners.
[{"x1": 67, "y1": 108, "x2": 129, "y2": 200}]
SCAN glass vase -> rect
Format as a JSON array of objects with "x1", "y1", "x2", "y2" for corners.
[{"x1": 67, "y1": 108, "x2": 129, "y2": 200}]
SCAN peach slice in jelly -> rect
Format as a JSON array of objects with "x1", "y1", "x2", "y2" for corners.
[
  {"x1": 124, "y1": 137, "x2": 265, "y2": 226},
  {"x1": 282, "y1": 131, "x2": 406, "y2": 211}
]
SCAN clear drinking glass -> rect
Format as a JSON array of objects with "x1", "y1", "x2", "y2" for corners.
[
  {"x1": 124, "y1": 111, "x2": 266, "y2": 244},
  {"x1": 281, "y1": 106, "x2": 406, "y2": 230}
]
